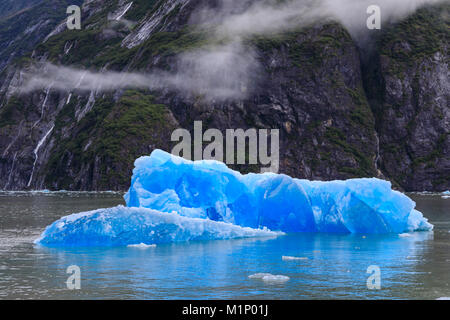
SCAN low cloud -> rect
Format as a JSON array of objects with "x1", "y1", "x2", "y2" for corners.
[
  {"x1": 22, "y1": 0, "x2": 445, "y2": 100},
  {"x1": 22, "y1": 42, "x2": 259, "y2": 101}
]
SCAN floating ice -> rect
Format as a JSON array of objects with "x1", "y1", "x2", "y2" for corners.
[
  {"x1": 125, "y1": 150, "x2": 432, "y2": 234},
  {"x1": 35, "y1": 206, "x2": 281, "y2": 247},
  {"x1": 398, "y1": 233, "x2": 412, "y2": 238},
  {"x1": 249, "y1": 273, "x2": 290, "y2": 282},
  {"x1": 282, "y1": 256, "x2": 308, "y2": 261},
  {"x1": 127, "y1": 243, "x2": 157, "y2": 249},
  {"x1": 36, "y1": 150, "x2": 433, "y2": 247}
]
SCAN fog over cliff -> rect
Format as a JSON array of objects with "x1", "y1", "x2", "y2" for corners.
[{"x1": 22, "y1": 0, "x2": 445, "y2": 100}]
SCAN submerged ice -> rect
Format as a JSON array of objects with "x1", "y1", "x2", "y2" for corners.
[{"x1": 36, "y1": 150, "x2": 432, "y2": 247}]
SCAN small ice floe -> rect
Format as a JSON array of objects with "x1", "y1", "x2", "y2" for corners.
[
  {"x1": 399, "y1": 233, "x2": 413, "y2": 238},
  {"x1": 127, "y1": 243, "x2": 157, "y2": 249},
  {"x1": 442, "y1": 190, "x2": 450, "y2": 195},
  {"x1": 436, "y1": 297, "x2": 450, "y2": 300},
  {"x1": 282, "y1": 256, "x2": 308, "y2": 261},
  {"x1": 249, "y1": 273, "x2": 290, "y2": 283}
]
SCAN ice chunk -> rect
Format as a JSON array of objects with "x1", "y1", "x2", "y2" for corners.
[
  {"x1": 249, "y1": 273, "x2": 290, "y2": 282},
  {"x1": 127, "y1": 243, "x2": 157, "y2": 249},
  {"x1": 282, "y1": 256, "x2": 308, "y2": 261},
  {"x1": 125, "y1": 150, "x2": 433, "y2": 234},
  {"x1": 398, "y1": 233, "x2": 412, "y2": 238},
  {"x1": 35, "y1": 206, "x2": 281, "y2": 247},
  {"x1": 36, "y1": 150, "x2": 433, "y2": 247}
]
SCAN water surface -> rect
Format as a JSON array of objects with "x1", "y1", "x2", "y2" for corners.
[{"x1": 0, "y1": 191, "x2": 449, "y2": 299}]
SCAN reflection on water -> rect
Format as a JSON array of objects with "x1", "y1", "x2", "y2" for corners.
[{"x1": 0, "y1": 192, "x2": 449, "y2": 299}]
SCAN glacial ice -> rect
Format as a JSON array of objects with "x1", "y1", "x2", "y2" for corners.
[
  {"x1": 36, "y1": 149, "x2": 433, "y2": 247},
  {"x1": 35, "y1": 206, "x2": 281, "y2": 247},
  {"x1": 127, "y1": 243, "x2": 157, "y2": 249},
  {"x1": 124, "y1": 150, "x2": 432, "y2": 234},
  {"x1": 249, "y1": 273, "x2": 290, "y2": 282},
  {"x1": 282, "y1": 256, "x2": 308, "y2": 261}
]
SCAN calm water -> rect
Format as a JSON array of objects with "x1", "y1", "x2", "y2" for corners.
[{"x1": 0, "y1": 191, "x2": 449, "y2": 300}]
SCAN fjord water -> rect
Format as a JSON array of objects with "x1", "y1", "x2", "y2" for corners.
[{"x1": 0, "y1": 192, "x2": 448, "y2": 300}]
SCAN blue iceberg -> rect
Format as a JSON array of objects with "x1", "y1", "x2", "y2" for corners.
[
  {"x1": 36, "y1": 150, "x2": 432, "y2": 247},
  {"x1": 35, "y1": 206, "x2": 280, "y2": 247}
]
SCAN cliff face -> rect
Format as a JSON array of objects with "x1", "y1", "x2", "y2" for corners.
[
  {"x1": 0, "y1": 0, "x2": 448, "y2": 191},
  {"x1": 366, "y1": 6, "x2": 449, "y2": 191},
  {"x1": 0, "y1": 0, "x2": 83, "y2": 72},
  {"x1": 0, "y1": 0, "x2": 43, "y2": 19}
]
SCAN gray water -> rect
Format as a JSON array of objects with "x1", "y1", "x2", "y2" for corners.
[{"x1": 0, "y1": 191, "x2": 449, "y2": 300}]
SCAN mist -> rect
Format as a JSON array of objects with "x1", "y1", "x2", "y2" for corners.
[
  {"x1": 22, "y1": 0, "x2": 446, "y2": 100},
  {"x1": 209, "y1": 0, "x2": 445, "y2": 39},
  {"x1": 22, "y1": 42, "x2": 259, "y2": 101}
]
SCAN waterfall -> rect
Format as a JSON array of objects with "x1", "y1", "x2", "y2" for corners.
[
  {"x1": 374, "y1": 132, "x2": 382, "y2": 177},
  {"x1": 116, "y1": 2, "x2": 133, "y2": 21},
  {"x1": 31, "y1": 84, "x2": 53, "y2": 131},
  {"x1": 76, "y1": 90, "x2": 96, "y2": 121},
  {"x1": 67, "y1": 72, "x2": 87, "y2": 105},
  {"x1": 27, "y1": 125, "x2": 55, "y2": 188}
]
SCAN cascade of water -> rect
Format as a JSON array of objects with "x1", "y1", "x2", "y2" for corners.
[
  {"x1": 76, "y1": 90, "x2": 96, "y2": 121},
  {"x1": 67, "y1": 71, "x2": 87, "y2": 105},
  {"x1": 116, "y1": 2, "x2": 133, "y2": 21},
  {"x1": 374, "y1": 131, "x2": 382, "y2": 177},
  {"x1": 31, "y1": 84, "x2": 53, "y2": 131},
  {"x1": 27, "y1": 125, "x2": 54, "y2": 188}
]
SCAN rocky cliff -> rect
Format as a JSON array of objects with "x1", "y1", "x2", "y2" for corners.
[{"x1": 0, "y1": 0, "x2": 448, "y2": 191}]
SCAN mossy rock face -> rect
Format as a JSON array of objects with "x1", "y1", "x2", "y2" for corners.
[
  {"x1": 0, "y1": 0, "x2": 448, "y2": 191},
  {"x1": 123, "y1": 0, "x2": 160, "y2": 22},
  {"x1": 0, "y1": 0, "x2": 84, "y2": 70},
  {"x1": 367, "y1": 3, "x2": 450, "y2": 191},
  {"x1": 379, "y1": 4, "x2": 448, "y2": 66},
  {"x1": 44, "y1": 90, "x2": 178, "y2": 190},
  {"x1": 0, "y1": 97, "x2": 28, "y2": 128}
]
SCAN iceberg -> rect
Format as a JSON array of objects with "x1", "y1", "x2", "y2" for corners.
[
  {"x1": 35, "y1": 150, "x2": 433, "y2": 247},
  {"x1": 35, "y1": 206, "x2": 281, "y2": 247},
  {"x1": 124, "y1": 150, "x2": 432, "y2": 234}
]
